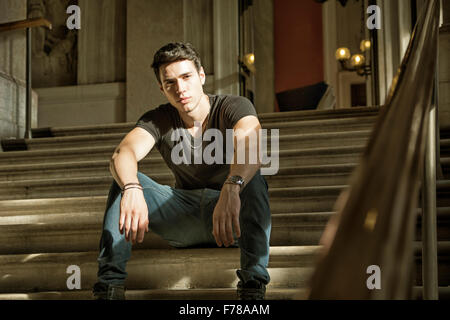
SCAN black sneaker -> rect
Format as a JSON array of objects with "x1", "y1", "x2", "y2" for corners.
[
  {"x1": 237, "y1": 280, "x2": 266, "y2": 300},
  {"x1": 92, "y1": 282, "x2": 126, "y2": 300}
]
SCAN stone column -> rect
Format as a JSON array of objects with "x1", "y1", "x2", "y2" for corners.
[
  {"x1": 213, "y1": 0, "x2": 239, "y2": 96},
  {"x1": 78, "y1": 0, "x2": 126, "y2": 85}
]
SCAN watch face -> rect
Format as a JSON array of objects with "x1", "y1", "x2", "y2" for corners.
[{"x1": 230, "y1": 175, "x2": 244, "y2": 184}]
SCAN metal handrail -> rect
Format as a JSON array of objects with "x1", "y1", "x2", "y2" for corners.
[
  {"x1": 0, "y1": 18, "x2": 52, "y2": 140},
  {"x1": 0, "y1": 18, "x2": 52, "y2": 33},
  {"x1": 308, "y1": 0, "x2": 440, "y2": 299}
]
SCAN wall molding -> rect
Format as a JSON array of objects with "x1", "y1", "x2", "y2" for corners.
[{"x1": 35, "y1": 82, "x2": 126, "y2": 127}]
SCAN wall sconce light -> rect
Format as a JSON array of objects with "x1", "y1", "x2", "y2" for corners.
[
  {"x1": 239, "y1": 53, "x2": 256, "y2": 75},
  {"x1": 360, "y1": 40, "x2": 371, "y2": 52},
  {"x1": 335, "y1": 40, "x2": 371, "y2": 76},
  {"x1": 336, "y1": 47, "x2": 351, "y2": 61}
]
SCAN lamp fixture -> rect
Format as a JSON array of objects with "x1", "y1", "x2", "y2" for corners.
[
  {"x1": 239, "y1": 53, "x2": 256, "y2": 75},
  {"x1": 336, "y1": 47, "x2": 351, "y2": 61},
  {"x1": 360, "y1": 39, "x2": 371, "y2": 52},
  {"x1": 335, "y1": 40, "x2": 371, "y2": 76}
]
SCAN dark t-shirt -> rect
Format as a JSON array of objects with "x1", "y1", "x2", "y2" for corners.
[{"x1": 135, "y1": 93, "x2": 258, "y2": 190}]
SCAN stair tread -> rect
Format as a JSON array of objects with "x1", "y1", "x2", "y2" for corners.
[
  {"x1": 0, "y1": 161, "x2": 358, "y2": 175},
  {"x1": 29, "y1": 106, "x2": 380, "y2": 133},
  {"x1": 26, "y1": 114, "x2": 378, "y2": 137},
  {"x1": 0, "y1": 245, "x2": 321, "y2": 264},
  {"x1": 0, "y1": 211, "x2": 336, "y2": 228},
  {"x1": 4, "y1": 129, "x2": 374, "y2": 144},
  {"x1": 0, "y1": 242, "x2": 448, "y2": 264},
  {"x1": 2, "y1": 286, "x2": 450, "y2": 300},
  {"x1": 0, "y1": 287, "x2": 307, "y2": 300},
  {"x1": 4, "y1": 207, "x2": 450, "y2": 227},
  {"x1": 0, "y1": 144, "x2": 367, "y2": 163},
  {"x1": 0, "y1": 177, "x2": 347, "y2": 196},
  {"x1": 2, "y1": 178, "x2": 449, "y2": 191}
]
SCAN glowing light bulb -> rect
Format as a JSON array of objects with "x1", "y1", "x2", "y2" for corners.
[
  {"x1": 335, "y1": 47, "x2": 350, "y2": 61},
  {"x1": 350, "y1": 54, "x2": 365, "y2": 67},
  {"x1": 360, "y1": 40, "x2": 371, "y2": 52},
  {"x1": 245, "y1": 53, "x2": 255, "y2": 65}
]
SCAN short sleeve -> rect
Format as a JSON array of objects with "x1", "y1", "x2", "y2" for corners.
[
  {"x1": 135, "y1": 108, "x2": 162, "y2": 145},
  {"x1": 221, "y1": 96, "x2": 258, "y2": 129}
]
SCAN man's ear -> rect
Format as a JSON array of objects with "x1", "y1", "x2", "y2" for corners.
[{"x1": 199, "y1": 67, "x2": 206, "y2": 85}]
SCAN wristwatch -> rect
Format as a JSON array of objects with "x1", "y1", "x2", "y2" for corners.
[{"x1": 224, "y1": 175, "x2": 245, "y2": 190}]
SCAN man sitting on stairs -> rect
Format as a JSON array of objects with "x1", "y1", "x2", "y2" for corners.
[{"x1": 92, "y1": 42, "x2": 272, "y2": 300}]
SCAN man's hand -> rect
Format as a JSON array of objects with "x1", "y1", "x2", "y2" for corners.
[
  {"x1": 119, "y1": 189, "x2": 149, "y2": 244},
  {"x1": 212, "y1": 184, "x2": 241, "y2": 247}
]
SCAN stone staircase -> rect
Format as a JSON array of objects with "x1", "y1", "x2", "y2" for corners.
[{"x1": 0, "y1": 106, "x2": 449, "y2": 300}]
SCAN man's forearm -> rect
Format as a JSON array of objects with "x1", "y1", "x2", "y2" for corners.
[
  {"x1": 227, "y1": 163, "x2": 261, "y2": 192},
  {"x1": 110, "y1": 147, "x2": 140, "y2": 190},
  {"x1": 226, "y1": 120, "x2": 262, "y2": 192}
]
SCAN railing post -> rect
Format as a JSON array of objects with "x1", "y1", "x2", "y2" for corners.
[
  {"x1": 24, "y1": 27, "x2": 32, "y2": 139},
  {"x1": 421, "y1": 79, "x2": 439, "y2": 300}
]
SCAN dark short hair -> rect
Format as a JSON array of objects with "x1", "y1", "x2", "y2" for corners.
[{"x1": 151, "y1": 42, "x2": 202, "y2": 84}]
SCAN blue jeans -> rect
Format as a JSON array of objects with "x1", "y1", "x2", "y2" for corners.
[{"x1": 95, "y1": 170, "x2": 271, "y2": 288}]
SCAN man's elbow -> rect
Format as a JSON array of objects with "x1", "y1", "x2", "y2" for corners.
[{"x1": 110, "y1": 148, "x2": 120, "y2": 172}]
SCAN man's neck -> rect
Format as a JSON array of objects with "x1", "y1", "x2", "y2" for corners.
[{"x1": 180, "y1": 94, "x2": 210, "y2": 129}]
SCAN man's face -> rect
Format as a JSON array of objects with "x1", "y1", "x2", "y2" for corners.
[{"x1": 159, "y1": 59, "x2": 206, "y2": 116}]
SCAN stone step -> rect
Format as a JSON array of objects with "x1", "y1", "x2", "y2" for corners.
[
  {"x1": 0, "y1": 287, "x2": 306, "y2": 300},
  {"x1": 0, "y1": 246, "x2": 319, "y2": 294},
  {"x1": 414, "y1": 242, "x2": 450, "y2": 287},
  {"x1": 29, "y1": 107, "x2": 380, "y2": 138},
  {"x1": 413, "y1": 286, "x2": 450, "y2": 300},
  {"x1": 0, "y1": 212, "x2": 332, "y2": 254},
  {"x1": 0, "y1": 180, "x2": 344, "y2": 210},
  {"x1": 0, "y1": 242, "x2": 448, "y2": 294},
  {"x1": 0, "y1": 208, "x2": 449, "y2": 255},
  {"x1": 1, "y1": 169, "x2": 449, "y2": 207},
  {"x1": 1, "y1": 286, "x2": 449, "y2": 300},
  {"x1": 442, "y1": 157, "x2": 450, "y2": 179},
  {"x1": 0, "y1": 144, "x2": 366, "y2": 168},
  {"x1": 2, "y1": 286, "x2": 449, "y2": 300},
  {"x1": 0, "y1": 196, "x2": 106, "y2": 216},
  {"x1": 28, "y1": 114, "x2": 377, "y2": 141},
  {"x1": 2, "y1": 286, "x2": 450, "y2": 300},
  {"x1": 0, "y1": 164, "x2": 356, "y2": 200},
  {"x1": 1, "y1": 137, "x2": 447, "y2": 168},
  {"x1": 0, "y1": 196, "x2": 334, "y2": 218},
  {"x1": 441, "y1": 139, "x2": 450, "y2": 152},
  {"x1": 1, "y1": 179, "x2": 448, "y2": 212},
  {"x1": 0, "y1": 162, "x2": 357, "y2": 187},
  {"x1": 0, "y1": 129, "x2": 374, "y2": 152},
  {"x1": 2, "y1": 154, "x2": 449, "y2": 187}
]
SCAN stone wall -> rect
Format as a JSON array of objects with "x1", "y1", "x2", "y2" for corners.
[
  {"x1": 126, "y1": 0, "x2": 184, "y2": 122},
  {"x1": 0, "y1": 0, "x2": 37, "y2": 142}
]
